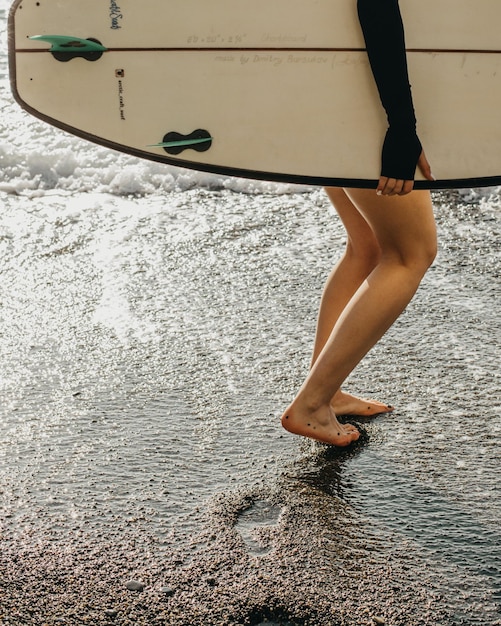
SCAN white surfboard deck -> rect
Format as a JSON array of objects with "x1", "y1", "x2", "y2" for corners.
[{"x1": 8, "y1": 0, "x2": 501, "y2": 188}]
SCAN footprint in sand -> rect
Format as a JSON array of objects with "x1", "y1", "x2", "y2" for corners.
[{"x1": 234, "y1": 499, "x2": 283, "y2": 556}]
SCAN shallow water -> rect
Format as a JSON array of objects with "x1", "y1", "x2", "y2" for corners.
[{"x1": 1, "y1": 4, "x2": 500, "y2": 624}]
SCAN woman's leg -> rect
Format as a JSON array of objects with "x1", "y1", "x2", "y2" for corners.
[
  {"x1": 313, "y1": 188, "x2": 393, "y2": 417},
  {"x1": 282, "y1": 188, "x2": 437, "y2": 446}
]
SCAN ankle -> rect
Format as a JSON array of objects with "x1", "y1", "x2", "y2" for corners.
[{"x1": 293, "y1": 392, "x2": 327, "y2": 416}]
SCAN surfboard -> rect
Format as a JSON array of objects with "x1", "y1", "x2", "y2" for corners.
[{"x1": 8, "y1": 0, "x2": 501, "y2": 189}]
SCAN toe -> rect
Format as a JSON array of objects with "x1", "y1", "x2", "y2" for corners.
[{"x1": 344, "y1": 423, "x2": 359, "y2": 434}]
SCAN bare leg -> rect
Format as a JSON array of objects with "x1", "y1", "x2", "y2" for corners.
[
  {"x1": 312, "y1": 188, "x2": 393, "y2": 417},
  {"x1": 282, "y1": 188, "x2": 437, "y2": 446}
]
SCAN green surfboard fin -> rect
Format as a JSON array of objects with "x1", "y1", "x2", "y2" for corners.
[
  {"x1": 149, "y1": 130, "x2": 213, "y2": 155},
  {"x1": 30, "y1": 35, "x2": 107, "y2": 62},
  {"x1": 150, "y1": 138, "x2": 213, "y2": 149},
  {"x1": 29, "y1": 35, "x2": 107, "y2": 53}
]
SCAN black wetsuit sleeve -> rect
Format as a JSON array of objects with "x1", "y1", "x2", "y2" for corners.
[{"x1": 357, "y1": 0, "x2": 422, "y2": 180}]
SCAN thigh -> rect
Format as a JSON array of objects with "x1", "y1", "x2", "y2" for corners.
[
  {"x1": 344, "y1": 188, "x2": 437, "y2": 261},
  {"x1": 325, "y1": 187, "x2": 379, "y2": 254}
]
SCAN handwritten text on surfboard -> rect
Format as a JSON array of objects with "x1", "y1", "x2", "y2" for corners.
[
  {"x1": 216, "y1": 54, "x2": 330, "y2": 67},
  {"x1": 110, "y1": 0, "x2": 123, "y2": 29}
]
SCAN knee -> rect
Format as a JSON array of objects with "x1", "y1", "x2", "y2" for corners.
[
  {"x1": 413, "y1": 230, "x2": 438, "y2": 273},
  {"x1": 345, "y1": 237, "x2": 381, "y2": 274},
  {"x1": 422, "y1": 237, "x2": 438, "y2": 269},
  {"x1": 386, "y1": 236, "x2": 437, "y2": 278}
]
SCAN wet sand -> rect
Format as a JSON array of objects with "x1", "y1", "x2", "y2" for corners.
[{"x1": 0, "y1": 449, "x2": 456, "y2": 626}]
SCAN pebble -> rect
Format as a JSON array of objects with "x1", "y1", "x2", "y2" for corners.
[
  {"x1": 126, "y1": 580, "x2": 144, "y2": 592},
  {"x1": 373, "y1": 617, "x2": 386, "y2": 625},
  {"x1": 160, "y1": 586, "x2": 175, "y2": 597},
  {"x1": 104, "y1": 609, "x2": 118, "y2": 618}
]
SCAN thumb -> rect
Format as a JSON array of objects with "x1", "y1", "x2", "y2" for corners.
[{"x1": 418, "y1": 150, "x2": 436, "y2": 182}]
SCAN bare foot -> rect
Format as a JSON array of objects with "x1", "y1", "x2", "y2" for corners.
[
  {"x1": 331, "y1": 390, "x2": 393, "y2": 417},
  {"x1": 281, "y1": 402, "x2": 360, "y2": 447}
]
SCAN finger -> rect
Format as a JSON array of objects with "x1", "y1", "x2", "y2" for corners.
[
  {"x1": 418, "y1": 150, "x2": 436, "y2": 182},
  {"x1": 381, "y1": 178, "x2": 398, "y2": 196},
  {"x1": 376, "y1": 176, "x2": 388, "y2": 195},
  {"x1": 378, "y1": 177, "x2": 411, "y2": 196},
  {"x1": 399, "y1": 180, "x2": 415, "y2": 195},
  {"x1": 377, "y1": 176, "x2": 394, "y2": 195},
  {"x1": 389, "y1": 180, "x2": 405, "y2": 196}
]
